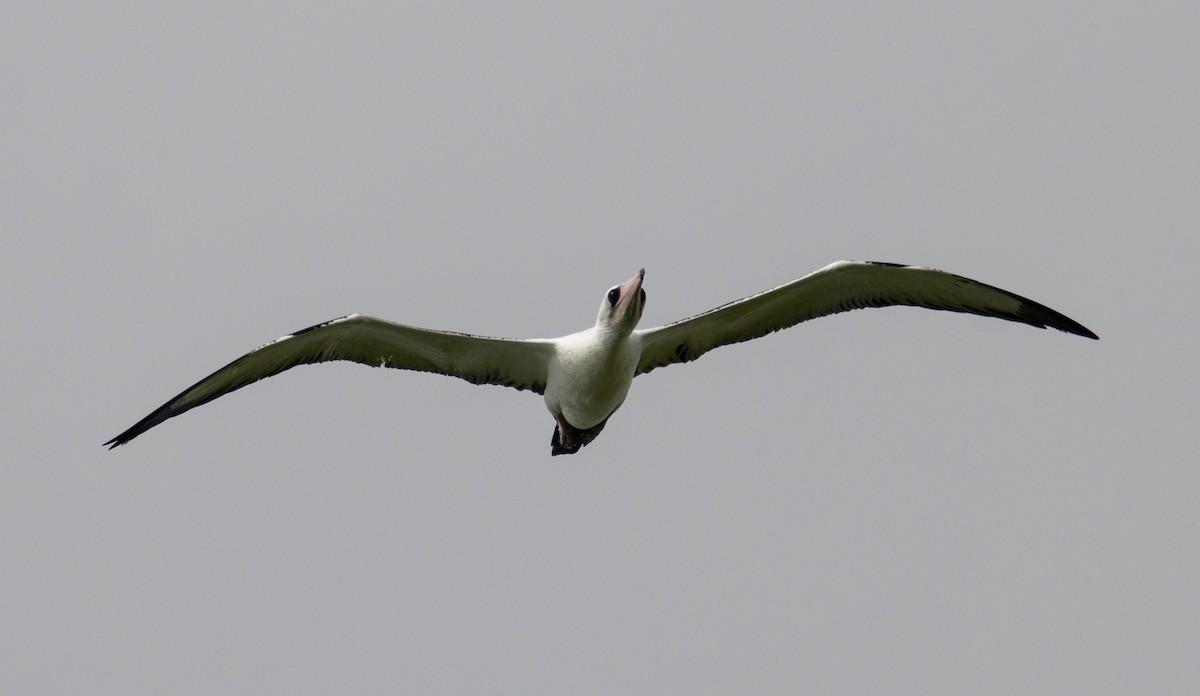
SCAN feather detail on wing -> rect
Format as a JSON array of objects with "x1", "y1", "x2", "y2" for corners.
[
  {"x1": 105, "y1": 314, "x2": 553, "y2": 447},
  {"x1": 635, "y1": 260, "x2": 1097, "y2": 375}
]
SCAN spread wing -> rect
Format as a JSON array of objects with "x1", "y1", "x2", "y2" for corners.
[
  {"x1": 635, "y1": 260, "x2": 1097, "y2": 375},
  {"x1": 106, "y1": 314, "x2": 553, "y2": 447}
]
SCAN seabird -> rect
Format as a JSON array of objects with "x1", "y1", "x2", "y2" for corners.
[{"x1": 105, "y1": 261, "x2": 1097, "y2": 455}]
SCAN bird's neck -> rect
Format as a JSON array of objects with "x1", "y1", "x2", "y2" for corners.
[{"x1": 589, "y1": 323, "x2": 634, "y2": 346}]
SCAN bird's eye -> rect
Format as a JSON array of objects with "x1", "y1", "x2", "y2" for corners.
[{"x1": 607, "y1": 288, "x2": 620, "y2": 306}]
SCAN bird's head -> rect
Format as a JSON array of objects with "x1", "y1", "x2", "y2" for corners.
[{"x1": 595, "y1": 268, "x2": 646, "y2": 333}]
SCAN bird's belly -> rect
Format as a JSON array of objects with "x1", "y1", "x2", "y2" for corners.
[{"x1": 544, "y1": 349, "x2": 636, "y2": 430}]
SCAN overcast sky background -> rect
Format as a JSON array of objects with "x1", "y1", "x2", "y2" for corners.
[{"x1": 3, "y1": 2, "x2": 1197, "y2": 694}]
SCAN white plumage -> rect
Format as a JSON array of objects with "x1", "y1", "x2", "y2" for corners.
[{"x1": 106, "y1": 261, "x2": 1096, "y2": 455}]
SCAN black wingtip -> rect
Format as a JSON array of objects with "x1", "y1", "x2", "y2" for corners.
[
  {"x1": 1016, "y1": 299, "x2": 1098, "y2": 340},
  {"x1": 1042, "y1": 314, "x2": 1098, "y2": 340},
  {"x1": 1045, "y1": 320, "x2": 1099, "y2": 340},
  {"x1": 103, "y1": 425, "x2": 141, "y2": 449}
]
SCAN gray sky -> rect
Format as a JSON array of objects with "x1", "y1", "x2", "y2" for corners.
[{"x1": 3, "y1": 2, "x2": 1197, "y2": 694}]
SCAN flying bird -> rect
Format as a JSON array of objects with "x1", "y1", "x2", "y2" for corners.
[{"x1": 105, "y1": 261, "x2": 1097, "y2": 454}]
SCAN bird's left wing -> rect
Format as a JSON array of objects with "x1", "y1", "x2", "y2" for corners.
[
  {"x1": 635, "y1": 260, "x2": 1097, "y2": 375},
  {"x1": 105, "y1": 314, "x2": 553, "y2": 447}
]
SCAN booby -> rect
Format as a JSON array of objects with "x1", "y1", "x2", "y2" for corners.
[{"x1": 105, "y1": 261, "x2": 1097, "y2": 455}]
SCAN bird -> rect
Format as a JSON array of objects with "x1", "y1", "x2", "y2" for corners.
[{"x1": 105, "y1": 260, "x2": 1097, "y2": 455}]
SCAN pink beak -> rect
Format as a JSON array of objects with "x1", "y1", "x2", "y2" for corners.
[{"x1": 615, "y1": 268, "x2": 645, "y2": 317}]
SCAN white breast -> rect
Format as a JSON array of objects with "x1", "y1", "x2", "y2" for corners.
[{"x1": 543, "y1": 329, "x2": 641, "y2": 429}]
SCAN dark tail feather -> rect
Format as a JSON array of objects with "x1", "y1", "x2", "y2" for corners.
[{"x1": 550, "y1": 417, "x2": 609, "y2": 456}]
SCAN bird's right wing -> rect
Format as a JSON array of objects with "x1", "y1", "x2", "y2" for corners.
[
  {"x1": 105, "y1": 314, "x2": 554, "y2": 447},
  {"x1": 635, "y1": 260, "x2": 1097, "y2": 375}
]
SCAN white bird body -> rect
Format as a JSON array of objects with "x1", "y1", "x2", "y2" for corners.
[
  {"x1": 546, "y1": 328, "x2": 640, "y2": 430},
  {"x1": 106, "y1": 261, "x2": 1097, "y2": 455}
]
